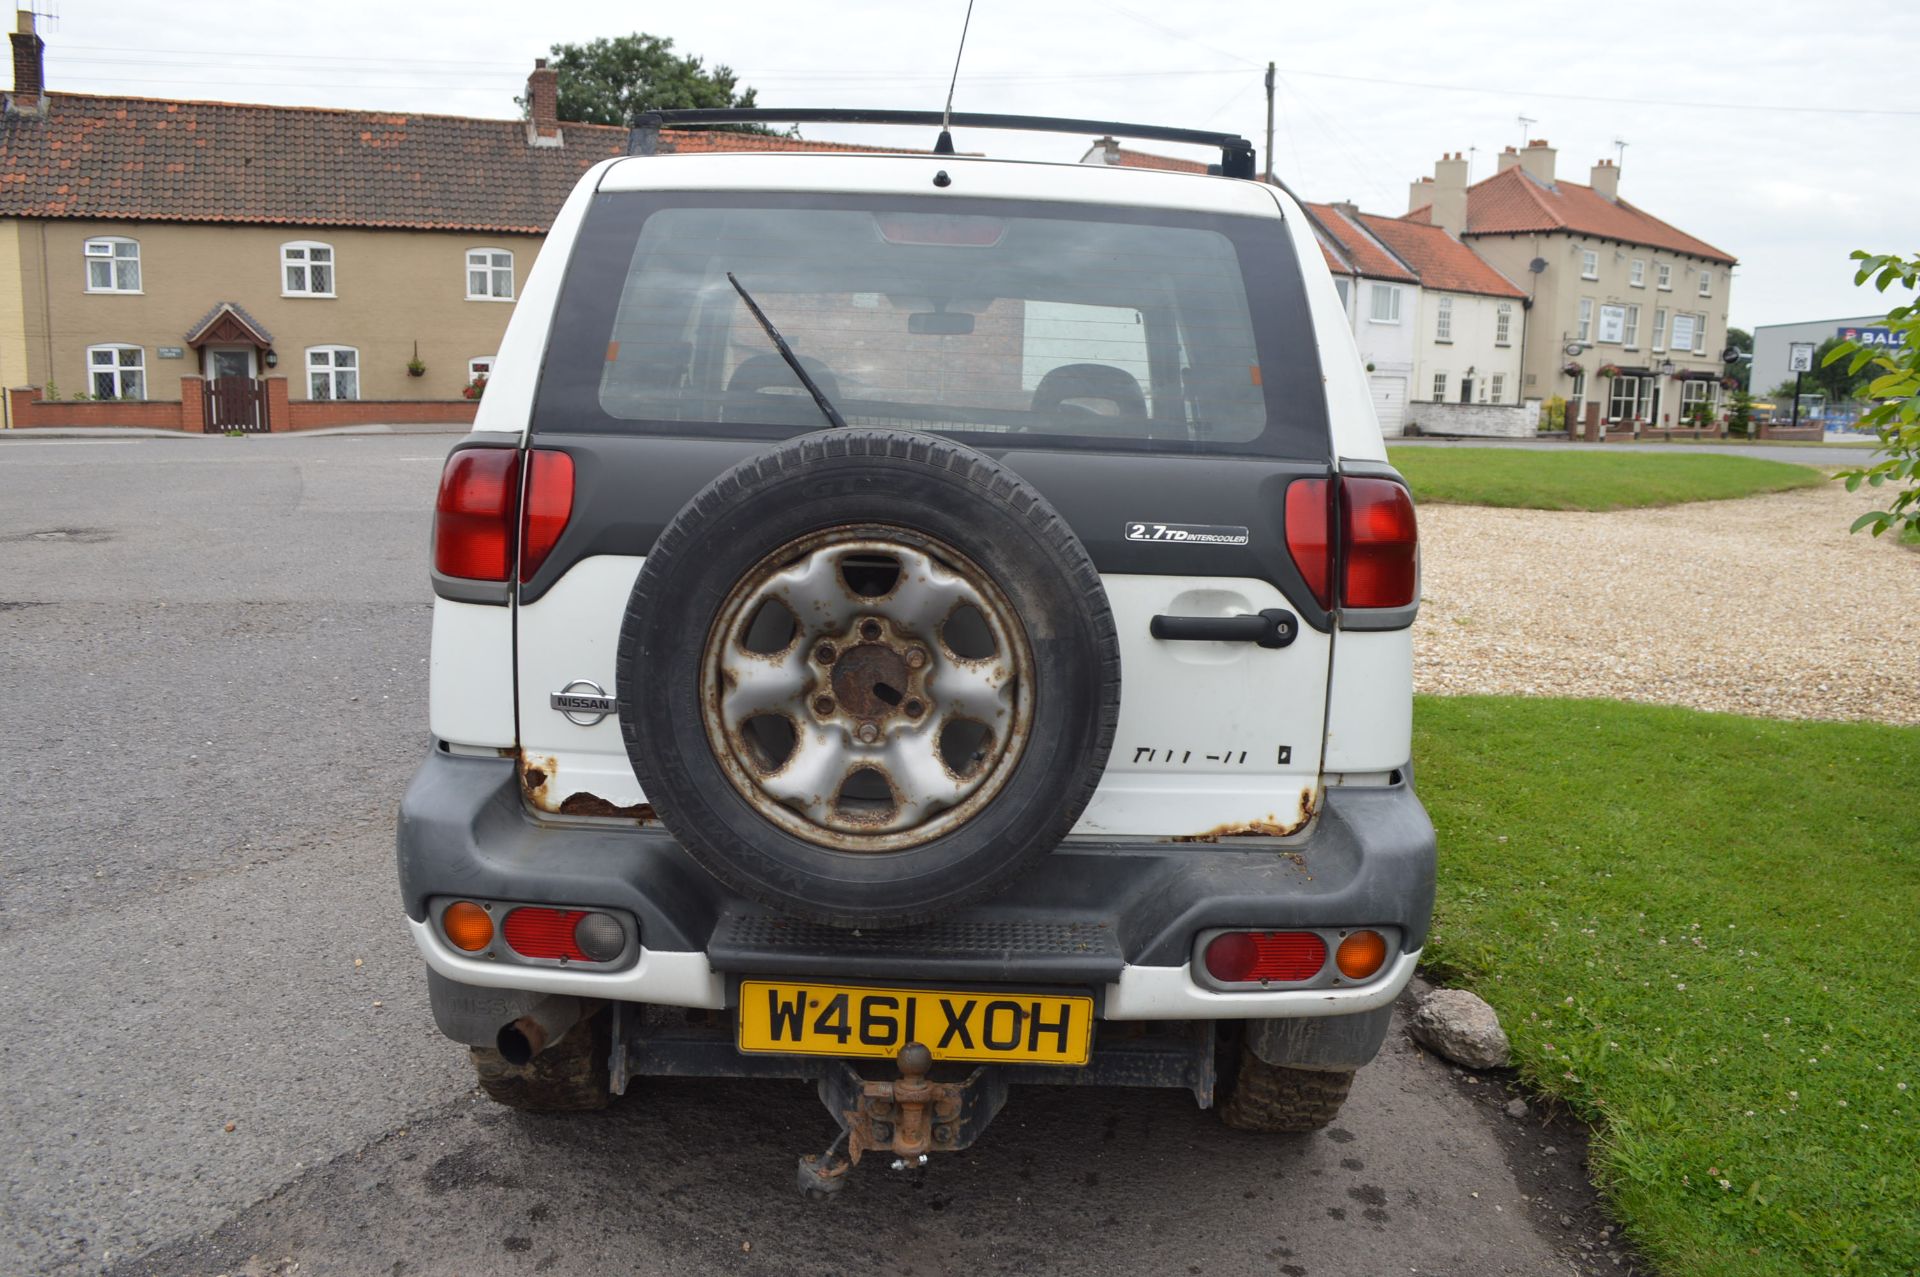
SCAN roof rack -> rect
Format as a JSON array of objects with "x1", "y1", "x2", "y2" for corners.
[{"x1": 626, "y1": 108, "x2": 1258, "y2": 180}]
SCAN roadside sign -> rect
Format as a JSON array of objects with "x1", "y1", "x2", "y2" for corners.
[{"x1": 1788, "y1": 342, "x2": 1816, "y2": 373}]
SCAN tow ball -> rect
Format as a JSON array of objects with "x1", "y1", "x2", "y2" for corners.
[{"x1": 796, "y1": 1042, "x2": 977, "y2": 1198}]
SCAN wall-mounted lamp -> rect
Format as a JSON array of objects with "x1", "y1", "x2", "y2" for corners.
[{"x1": 264, "y1": 350, "x2": 278, "y2": 369}]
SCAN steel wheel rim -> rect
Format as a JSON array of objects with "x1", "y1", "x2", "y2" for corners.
[{"x1": 700, "y1": 523, "x2": 1034, "y2": 852}]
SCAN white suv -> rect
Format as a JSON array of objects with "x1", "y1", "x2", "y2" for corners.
[{"x1": 397, "y1": 111, "x2": 1432, "y2": 1193}]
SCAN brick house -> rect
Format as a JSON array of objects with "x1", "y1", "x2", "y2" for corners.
[
  {"x1": 1406, "y1": 140, "x2": 1737, "y2": 431},
  {"x1": 0, "y1": 14, "x2": 899, "y2": 431}
]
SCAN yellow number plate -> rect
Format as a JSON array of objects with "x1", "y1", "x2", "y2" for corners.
[{"x1": 738, "y1": 981, "x2": 1094, "y2": 1066}]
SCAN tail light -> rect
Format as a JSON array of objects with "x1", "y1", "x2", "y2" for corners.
[
  {"x1": 502, "y1": 906, "x2": 626, "y2": 963},
  {"x1": 1284, "y1": 475, "x2": 1418, "y2": 613},
  {"x1": 1204, "y1": 930, "x2": 1328, "y2": 983},
  {"x1": 432, "y1": 447, "x2": 574, "y2": 584}
]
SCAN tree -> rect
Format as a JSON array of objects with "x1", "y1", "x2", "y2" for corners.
[
  {"x1": 520, "y1": 33, "x2": 771, "y2": 130},
  {"x1": 1831, "y1": 250, "x2": 1920, "y2": 540},
  {"x1": 1725, "y1": 325, "x2": 1753, "y2": 393}
]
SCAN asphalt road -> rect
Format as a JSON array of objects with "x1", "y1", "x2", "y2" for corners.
[{"x1": 1, "y1": 433, "x2": 1630, "y2": 1277}]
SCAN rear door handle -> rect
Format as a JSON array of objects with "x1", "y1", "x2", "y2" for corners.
[{"x1": 1149, "y1": 609, "x2": 1297, "y2": 649}]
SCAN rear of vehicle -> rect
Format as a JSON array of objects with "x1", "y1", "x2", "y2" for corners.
[{"x1": 399, "y1": 146, "x2": 1433, "y2": 1184}]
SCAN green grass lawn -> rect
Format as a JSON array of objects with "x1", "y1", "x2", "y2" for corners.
[
  {"x1": 1416, "y1": 695, "x2": 1919, "y2": 1276},
  {"x1": 1387, "y1": 447, "x2": 1826, "y2": 511}
]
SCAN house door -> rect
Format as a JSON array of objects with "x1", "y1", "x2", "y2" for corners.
[
  {"x1": 202, "y1": 347, "x2": 268, "y2": 432},
  {"x1": 1458, "y1": 377, "x2": 1474, "y2": 403}
]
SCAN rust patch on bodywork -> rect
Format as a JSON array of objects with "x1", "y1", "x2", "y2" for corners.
[
  {"x1": 1171, "y1": 787, "x2": 1319, "y2": 843},
  {"x1": 557, "y1": 792, "x2": 657, "y2": 822},
  {"x1": 519, "y1": 753, "x2": 558, "y2": 812}
]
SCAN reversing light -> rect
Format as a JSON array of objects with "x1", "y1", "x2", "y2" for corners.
[
  {"x1": 1336, "y1": 929, "x2": 1389, "y2": 980},
  {"x1": 572, "y1": 912, "x2": 626, "y2": 962},
  {"x1": 441, "y1": 900, "x2": 493, "y2": 952},
  {"x1": 1204, "y1": 930, "x2": 1327, "y2": 984}
]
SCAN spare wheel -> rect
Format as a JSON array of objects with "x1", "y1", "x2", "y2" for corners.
[{"x1": 616, "y1": 428, "x2": 1120, "y2": 929}]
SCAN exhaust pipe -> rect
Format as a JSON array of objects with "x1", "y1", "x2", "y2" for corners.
[{"x1": 496, "y1": 995, "x2": 591, "y2": 1065}]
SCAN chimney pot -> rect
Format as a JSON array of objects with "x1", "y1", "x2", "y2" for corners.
[
  {"x1": 1519, "y1": 138, "x2": 1557, "y2": 185},
  {"x1": 1589, "y1": 157, "x2": 1620, "y2": 201},
  {"x1": 9, "y1": 8, "x2": 44, "y2": 114}
]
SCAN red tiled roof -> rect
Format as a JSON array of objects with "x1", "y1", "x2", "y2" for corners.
[
  {"x1": 1087, "y1": 145, "x2": 1212, "y2": 175},
  {"x1": 1439, "y1": 166, "x2": 1735, "y2": 265},
  {"x1": 0, "y1": 94, "x2": 921, "y2": 233},
  {"x1": 1302, "y1": 202, "x2": 1417, "y2": 284},
  {"x1": 1356, "y1": 213, "x2": 1524, "y2": 299}
]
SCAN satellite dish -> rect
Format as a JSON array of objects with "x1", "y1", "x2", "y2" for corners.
[{"x1": 1529, "y1": 257, "x2": 1548, "y2": 274}]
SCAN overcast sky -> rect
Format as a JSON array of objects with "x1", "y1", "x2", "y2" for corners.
[{"x1": 38, "y1": 0, "x2": 1918, "y2": 331}]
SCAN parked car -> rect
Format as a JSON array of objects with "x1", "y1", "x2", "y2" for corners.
[{"x1": 396, "y1": 110, "x2": 1434, "y2": 1194}]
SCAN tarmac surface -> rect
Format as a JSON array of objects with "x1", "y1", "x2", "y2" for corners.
[{"x1": 2, "y1": 434, "x2": 1636, "y2": 1276}]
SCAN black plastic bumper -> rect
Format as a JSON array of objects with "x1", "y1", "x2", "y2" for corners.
[{"x1": 396, "y1": 749, "x2": 1436, "y2": 980}]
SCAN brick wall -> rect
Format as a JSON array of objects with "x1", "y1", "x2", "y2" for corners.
[
  {"x1": 8, "y1": 386, "x2": 186, "y2": 429},
  {"x1": 284, "y1": 398, "x2": 478, "y2": 429},
  {"x1": 6, "y1": 381, "x2": 476, "y2": 431},
  {"x1": 1405, "y1": 401, "x2": 1535, "y2": 438}
]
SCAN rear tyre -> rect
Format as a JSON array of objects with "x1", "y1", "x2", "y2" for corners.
[
  {"x1": 470, "y1": 1008, "x2": 611, "y2": 1112},
  {"x1": 1218, "y1": 1043, "x2": 1354, "y2": 1132}
]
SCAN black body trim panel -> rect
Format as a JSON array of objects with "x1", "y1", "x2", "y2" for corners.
[{"x1": 395, "y1": 751, "x2": 1437, "y2": 974}]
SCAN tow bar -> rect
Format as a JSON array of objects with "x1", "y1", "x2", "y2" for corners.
[{"x1": 797, "y1": 1042, "x2": 1008, "y2": 1198}]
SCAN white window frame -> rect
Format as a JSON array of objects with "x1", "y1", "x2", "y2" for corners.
[
  {"x1": 85, "y1": 344, "x2": 146, "y2": 399},
  {"x1": 1629, "y1": 259, "x2": 1645, "y2": 288},
  {"x1": 1369, "y1": 283, "x2": 1402, "y2": 324},
  {"x1": 1431, "y1": 371, "x2": 1447, "y2": 401},
  {"x1": 1580, "y1": 249, "x2": 1599, "y2": 280},
  {"x1": 1652, "y1": 308, "x2": 1668, "y2": 352},
  {"x1": 1623, "y1": 304, "x2": 1640, "y2": 350},
  {"x1": 1669, "y1": 312, "x2": 1697, "y2": 353},
  {"x1": 1577, "y1": 298, "x2": 1594, "y2": 342},
  {"x1": 1698, "y1": 268, "x2": 1712, "y2": 298},
  {"x1": 1434, "y1": 295, "x2": 1453, "y2": 342},
  {"x1": 1490, "y1": 372, "x2": 1505, "y2": 403},
  {"x1": 1656, "y1": 262, "x2": 1673, "y2": 291},
  {"x1": 465, "y1": 248, "x2": 514, "y2": 302},
  {"x1": 1495, "y1": 302, "x2": 1512, "y2": 346},
  {"x1": 1691, "y1": 312, "x2": 1708, "y2": 355},
  {"x1": 1569, "y1": 371, "x2": 1585, "y2": 406},
  {"x1": 306, "y1": 345, "x2": 359, "y2": 400},
  {"x1": 467, "y1": 355, "x2": 496, "y2": 383},
  {"x1": 83, "y1": 237, "x2": 142, "y2": 294},
  {"x1": 1607, "y1": 374, "x2": 1642, "y2": 423},
  {"x1": 282, "y1": 241, "x2": 337, "y2": 298},
  {"x1": 1333, "y1": 277, "x2": 1350, "y2": 309}
]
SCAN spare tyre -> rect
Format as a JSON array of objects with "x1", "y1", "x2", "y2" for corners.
[{"x1": 617, "y1": 428, "x2": 1120, "y2": 929}]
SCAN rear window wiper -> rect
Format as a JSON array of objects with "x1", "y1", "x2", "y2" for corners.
[{"x1": 726, "y1": 272, "x2": 847, "y2": 430}]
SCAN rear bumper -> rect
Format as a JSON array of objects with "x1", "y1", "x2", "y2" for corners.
[{"x1": 397, "y1": 749, "x2": 1434, "y2": 1022}]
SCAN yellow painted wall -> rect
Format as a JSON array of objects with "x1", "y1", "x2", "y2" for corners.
[
  {"x1": 29, "y1": 220, "x2": 547, "y2": 401},
  {"x1": 0, "y1": 219, "x2": 33, "y2": 420}
]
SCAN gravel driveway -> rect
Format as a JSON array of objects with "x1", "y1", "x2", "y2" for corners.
[{"x1": 1414, "y1": 479, "x2": 1920, "y2": 725}]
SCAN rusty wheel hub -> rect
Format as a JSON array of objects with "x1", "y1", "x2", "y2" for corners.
[{"x1": 702, "y1": 525, "x2": 1033, "y2": 852}]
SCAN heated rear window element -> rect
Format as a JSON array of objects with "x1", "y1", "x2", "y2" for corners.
[{"x1": 533, "y1": 193, "x2": 1327, "y2": 458}]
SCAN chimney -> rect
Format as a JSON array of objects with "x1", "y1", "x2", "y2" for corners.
[
  {"x1": 1406, "y1": 174, "x2": 1434, "y2": 215},
  {"x1": 1496, "y1": 145, "x2": 1521, "y2": 173},
  {"x1": 1519, "y1": 138, "x2": 1556, "y2": 185},
  {"x1": 1427, "y1": 150, "x2": 1468, "y2": 236},
  {"x1": 526, "y1": 57, "x2": 561, "y2": 146},
  {"x1": 1331, "y1": 200, "x2": 1361, "y2": 223},
  {"x1": 1093, "y1": 135, "x2": 1121, "y2": 165},
  {"x1": 8, "y1": 10, "x2": 44, "y2": 115},
  {"x1": 1589, "y1": 157, "x2": 1619, "y2": 201}
]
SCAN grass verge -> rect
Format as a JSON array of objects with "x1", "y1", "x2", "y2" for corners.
[
  {"x1": 1416, "y1": 695, "x2": 1919, "y2": 1275},
  {"x1": 1388, "y1": 447, "x2": 1825, "y2": 510}
]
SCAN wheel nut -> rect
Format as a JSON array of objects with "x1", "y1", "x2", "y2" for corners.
[
  {"x1": 904, "y1": 699, "x2": 924, "y2": 718},
  {"x1": 861, "y1": 619, "x2": 882, "y2": 641},
  {"x1": 857, "y1": 722, "x2": 879, "y2": 743},
  {"x1": 906, "y1": 648, "x2": 927, "y2": 669},
  {"x1": 814, "y1": 642, "x2": 836, "y2": 664},
  {"x1": 813, "y1": 696, "x2": 835, "y2": 716}
]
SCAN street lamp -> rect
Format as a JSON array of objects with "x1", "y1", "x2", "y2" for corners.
[{"x1": 1659, "y1": 360, "x2": 1676, "y2": 376}]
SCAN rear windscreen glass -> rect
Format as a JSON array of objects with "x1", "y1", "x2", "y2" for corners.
[{"x1": 533, "y1": 192, "x2": 1327, "y2": 457}]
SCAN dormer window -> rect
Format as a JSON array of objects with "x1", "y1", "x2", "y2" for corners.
[
  {"x1": 84, "y1": 238, "x2": 141, "y2": 293},
  {"x1": 282, "y1": 242, "x2": 336, "y2": 297}
]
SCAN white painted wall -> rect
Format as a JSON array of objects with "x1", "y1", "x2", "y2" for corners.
[
  {"x1": 1348, "y1": 278, "x2": 1420, "y2": 436},
  {"x1": 1412, "y1": 290, "x2": 1525, "y2": 410}
]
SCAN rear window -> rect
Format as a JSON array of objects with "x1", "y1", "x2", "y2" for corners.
[{"x1": 532, "y1": 192, "x2": 1327, "y2": 457}]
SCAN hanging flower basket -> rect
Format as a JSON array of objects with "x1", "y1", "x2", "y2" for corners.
[
  {"x1": 1597, "y1": 363, "x2": 1621, "y2": 379},
  {"x1": 1562, "y1": 361, "x2": 1584, "y2": 376},
  {"x1": 1720, "y1": 375, "x2": 1739, "y2": 390}
]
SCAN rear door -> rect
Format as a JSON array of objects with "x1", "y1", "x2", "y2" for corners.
[{"x1": 512, "y1": 172, "x2": 1335, "y2": 840}]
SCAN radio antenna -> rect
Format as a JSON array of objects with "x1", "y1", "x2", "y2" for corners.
[{"x1": 935, "y1": 0, "x2": 978, "y2": 156}]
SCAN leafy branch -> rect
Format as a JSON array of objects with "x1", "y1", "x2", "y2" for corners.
[{"x1": 1828, "y1": 250, "x2": 1920, "y2": 539}]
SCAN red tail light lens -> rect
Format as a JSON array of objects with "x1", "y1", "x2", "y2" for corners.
[
  {"x1": 1203, "y1": 930, "x2": 1328, "y2": 983},
  {"x1": 1341, "y1": 477, "x2": 1418, "y2": 609},
  {"x1": 1284, "y1": 478, "x2": 1333, "y2": 609},
  {"x1": 434, "y1": 448, "x2": 520, "y2": 581},
  {"x1": 502, "y1": 907, "x2": 593, "y2": 962},
  {"x1": 519, "y1": 449, "x2": 574, "y2": 582}
]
